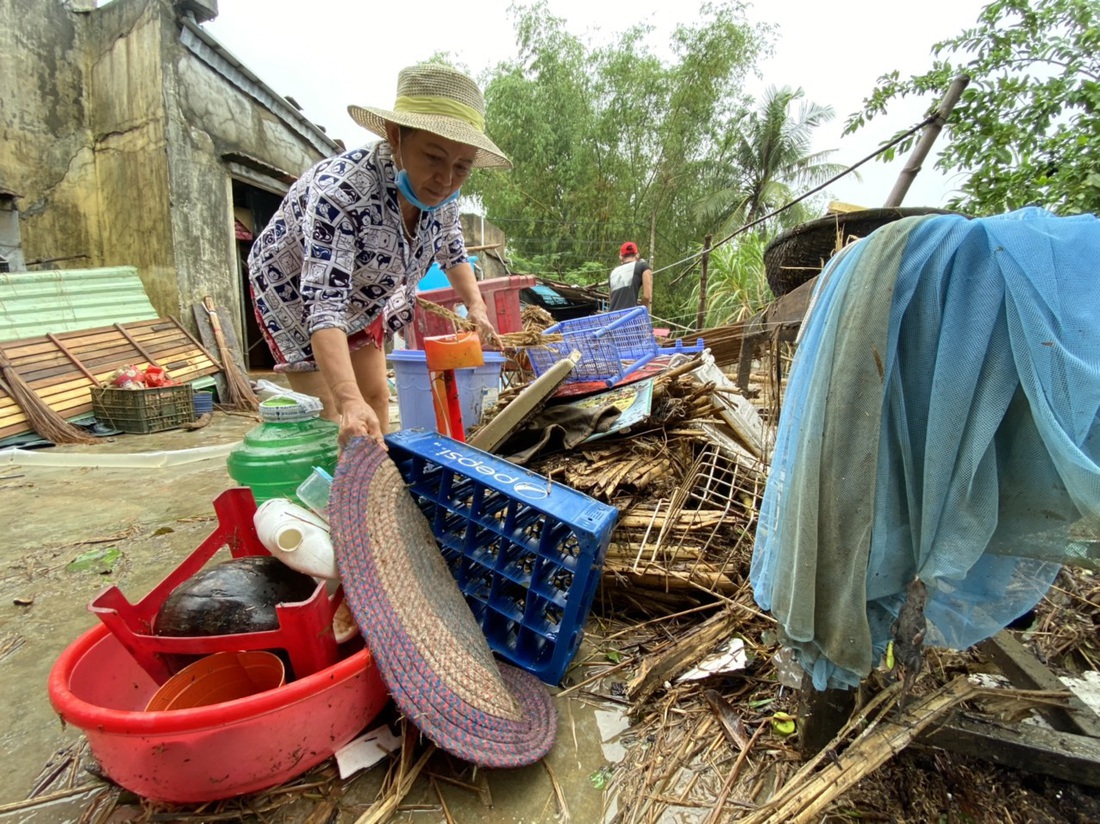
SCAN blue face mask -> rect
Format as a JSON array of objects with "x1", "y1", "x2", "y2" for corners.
[
  {"x1": 394, "y1": 142, "x2": 462, "y2": 212},
  {"x1": 395, "y1": 169, "x2": 461, "y2": 212}
]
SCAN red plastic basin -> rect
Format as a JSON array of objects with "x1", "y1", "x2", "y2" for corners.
[{"x1": 48, "y1": 624, "x2": 389, "y2": 804}]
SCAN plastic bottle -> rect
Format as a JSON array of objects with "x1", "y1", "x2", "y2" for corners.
[
  {"x1": 253, "y1": 498, "x2": 338, "y2": 579},
  {"x1": 226, "y1": 398, "x2": 338, "y2": 505},
  {"x1": 295, "y1": 466, "x2": 333, "y2": 522}
]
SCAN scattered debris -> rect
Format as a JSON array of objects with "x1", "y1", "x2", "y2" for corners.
[{"x1": 64, "y1": 546, "x2": 121, "y2": 575}]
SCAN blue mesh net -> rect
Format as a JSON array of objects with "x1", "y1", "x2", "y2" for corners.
[{"x1": 751, "y1": 208, "x2": 1100, "y2": 689}]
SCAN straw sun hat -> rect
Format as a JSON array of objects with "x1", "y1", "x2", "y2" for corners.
[
  {"x1": 348, "y1": 64, "x2": 512, "y2": 170},
  {"x1": 329, "y1": 437, "x2": 556, "y2": 768}
]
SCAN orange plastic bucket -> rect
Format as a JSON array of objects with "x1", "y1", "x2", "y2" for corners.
[
  {"x1": 423, "y1": 331, "x2": 484, "y2": 371},
  {"x1": 144, "y1": 650, "x2": 285, "y2": 712}
]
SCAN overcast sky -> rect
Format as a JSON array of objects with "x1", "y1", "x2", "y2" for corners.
[{"x1": 202, "y1": 0, "x2": 991, "y2": 210}]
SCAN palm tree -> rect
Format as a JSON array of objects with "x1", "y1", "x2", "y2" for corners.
[
  {"x1": 684, "y1": 233, "x2": 773, "y2": 327},
  {"x1": 697, "y1": 86, "x2": 851, "y2": 237}
]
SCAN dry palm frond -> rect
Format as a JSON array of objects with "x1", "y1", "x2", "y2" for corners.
[
  {"x1": 0, "y1": 352, "x2": 95, "y2": 444},
  {"x1": 522, "y1": 304, "x2": 555, "y2": 332},
  {"x1": 415, "y1": 294, "x2": 563, "y2": 347},
  {"x1": 498, "y1": 330, "x2": 563, "y2": 348},
  {"x1": 202, "y1": 297, "x2": 257, "y2": 412},
  {"x1": 416, "y1": 297, "x2": 477, "y2": 333}
]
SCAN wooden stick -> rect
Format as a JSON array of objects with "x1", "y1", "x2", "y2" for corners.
[
  {"x1": 705, "y1": 721, "x2": 766, "y2": 824},
  {"x1": 0, "y1": 784, "x2": 106, "y2": 814},
  {"x1": 740, "y1": 676, "x2": 978, "y2": 824},
  {"x1": 45, "y1": 333, "x2": 101, "y2": 387},
  {"x1": 542, "y1": 760, "x2": 571, "y2": 823},
  {"x1": 114, "y1": 322, "x2": 159, "y2": 366},
  {"x1": 169, "y1": 314, "x2": 224, "y2": 370}
]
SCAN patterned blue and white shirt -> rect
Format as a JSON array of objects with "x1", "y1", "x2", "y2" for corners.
[{"x1": 247, "y1": 141, "x2": 468, "y2": 365}]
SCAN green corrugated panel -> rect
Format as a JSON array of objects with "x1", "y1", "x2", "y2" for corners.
[{"x1": 0, "y1": 267, "x2": 160, "y2": 342}]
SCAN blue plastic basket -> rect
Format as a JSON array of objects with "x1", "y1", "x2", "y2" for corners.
[
  {"x1": 526, "y1": 306, "x2": 704, "y2": 386},
  {"x1": 385, "y1": 429, "x2": 619, "y2": 684}
]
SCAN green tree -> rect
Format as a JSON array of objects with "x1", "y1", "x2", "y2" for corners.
[
  {"x1": 696, "y1": 86, "x2": 849, "y2": 236},
  {"x1": 845, "y1": 0, "x2": 1100, "y2": 216},
  {"x1": 681, "y1": 233, "x2": 774, "y2": 328},
  {"x1": 468, "y1": 0, "x2": 769, "y2": 296}
]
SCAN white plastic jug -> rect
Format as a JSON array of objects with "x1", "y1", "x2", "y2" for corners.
[{"x1": 253, "y1": 498, "x2": 338, "y2": 580}]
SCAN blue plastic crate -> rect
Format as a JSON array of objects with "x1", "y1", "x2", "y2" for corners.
[
  {"x1": 526, "y1": 306, "x2": 704, "y2": 386},
  {"x1": 385, "y1": 429, "x2": 619, "y2": 684}
]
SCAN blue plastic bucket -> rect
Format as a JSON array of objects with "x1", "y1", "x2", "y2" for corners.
[
  {"x1": 192, "y1": 390, "x2": 214, "y2": 417},
  {"x1": 388, "y1": 350, "x2": 505, "y2": 435}
]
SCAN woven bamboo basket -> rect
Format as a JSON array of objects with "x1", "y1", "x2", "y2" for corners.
[{"x1": 763, "y1": 207, "x2": 959, "y2": 297}]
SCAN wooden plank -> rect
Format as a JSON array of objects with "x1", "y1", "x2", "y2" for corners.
[
  {"x1": 627, "y1": 609, "x2": 741, "y2": 709},
  {"x1": 15, "y1": 341, "x2": 212, "y2": 385},
  {"x1": 115, "y1": 325, "x2": 166, "y2": 361},
  {"x1": 920, "y1": 711, "x2": 1100, "y2": 788},
  {"x1": 0, "y1": 317, "x2": 220, "y2": 441},
  {"x1": 798, "y1": 674, "x2": 858, "y2": 756},
  {"x1": 124, "y1": 327, "x2": 191, "y2": 347},
  {"x1": 169, "y1": 314, "x2": 223, "y2": 371},
  {"x1": 981, "y1": 630, "x2": 1100, "y2": 738},
  {"x1": 15, "y1": 339, "x2": 144, "y2": 371}
]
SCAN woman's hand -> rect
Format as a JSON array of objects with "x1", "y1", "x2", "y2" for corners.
[
  {"x1": 336, "y1": 397, "x2": 385, "y2": 449},
  {"x1": 465, "y1": 304, "x2": 500, "y2": 348},
  {"x1": 443, "y1": 262, "x2": 500, "y2": 347}
]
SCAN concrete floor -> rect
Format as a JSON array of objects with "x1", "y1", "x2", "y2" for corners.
[{"x1": 0, "y1": 404, "x2": 631, "y2": 823}]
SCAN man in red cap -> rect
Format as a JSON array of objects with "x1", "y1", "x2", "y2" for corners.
[{"x1": 608, "y1": 242, "x2": 653, "y2": 312}]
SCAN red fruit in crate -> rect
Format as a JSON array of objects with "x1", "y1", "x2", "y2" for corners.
[{"x1": 153, "y1": 556, "x2": 317, "y2": 673}]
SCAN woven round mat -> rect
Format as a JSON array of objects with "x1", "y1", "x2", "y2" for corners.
[
  {"x1": 763, "y1": 207, "x2": 959, "y2": 297},
  {"x1": 329, "y1": 437, "x2": 557, "y2": 768}
]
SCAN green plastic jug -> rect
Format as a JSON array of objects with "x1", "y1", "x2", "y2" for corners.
[{"x1": 226, "y1": 397, "x2": 339, "y2": 505}]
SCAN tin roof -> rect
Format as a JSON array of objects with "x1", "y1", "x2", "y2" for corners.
[{"x1": 0, "y1": 267, "x2": 159, "y2": 342}]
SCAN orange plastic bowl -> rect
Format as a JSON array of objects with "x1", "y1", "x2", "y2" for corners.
[
  {"x1": 48, "y1": 624, "x2": 389, "y2": 804},
  {"x1": 144, "y1": 650, "x2": 286, "y2": 712},
  {"x1": 423, "y1": 331, "x2": 484, "y2": 371}
]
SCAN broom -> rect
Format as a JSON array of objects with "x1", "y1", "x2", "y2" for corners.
[
  {"x1": 0, "y1": 350, "x2": 96, "y2": 445},
  {"x1": 202, "y1": 296, "x2": 258, "y2": 412}
]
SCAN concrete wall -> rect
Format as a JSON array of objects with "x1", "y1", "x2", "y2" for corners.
[
  {"x1": 460, "y1": 214, "x2": 509, "y2": 280},
  {"x1": 0, "y1": 197, "x2": 25, "y2": 271},
  {"x1": 0, "y1": 0, "x2": 337, "y2": 341},
  {"x1": 84, "y1": 0, "x2": 179, "y2": 313},
  {"x1": 168, "y1": 29, "x2": 331, "y2": 330},
  {"x1": 0, "y1": 0, "x2": 98, "y2": 269}
]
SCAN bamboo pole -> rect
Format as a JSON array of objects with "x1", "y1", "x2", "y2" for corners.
[
  {"x1": 883, "y1": 74, "x2": 970, "y2": 207},
  {"x1": 695, "y1": 234, "x2": 712, "y2": 331}
]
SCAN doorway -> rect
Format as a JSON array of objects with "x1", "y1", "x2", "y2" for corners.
[{"x1": 231, "y1": 180, "x2": 284, "y2": 370}]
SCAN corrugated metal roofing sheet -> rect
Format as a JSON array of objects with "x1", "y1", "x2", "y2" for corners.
[{"x1": 0, "y1": 267, "x2": 159, "y2": 342}]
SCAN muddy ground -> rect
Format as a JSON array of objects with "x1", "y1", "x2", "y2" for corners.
[{"x1": 0, "y1": 405, "x2": 630, "y2": 823}]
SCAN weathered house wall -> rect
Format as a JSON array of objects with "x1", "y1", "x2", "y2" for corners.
[
  {"x1": 1, "y1": 0, "x2": 99, "y2": 269},
  {"x1": 460, "y1": 214, "x2": 509, "y2": 280},
  {"x1": 84, "y1": 0, "x2": 178, "y2": 312},
  {"x1": 167, "y1": 18, "x2": 336, "y2": 329},
  {"x1": 0, "y1": 0, "x2": 337, "y2": 339}
]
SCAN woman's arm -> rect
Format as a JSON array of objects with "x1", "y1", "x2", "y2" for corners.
[
  {"x1": 310, "y1": 327, "x2": 383, "y2": 446},
  {"x1": 444, "y1": 261, "x2": 498, "y2": 344}
]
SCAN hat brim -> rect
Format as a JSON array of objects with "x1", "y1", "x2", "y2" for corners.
[
  {"x1": 329, "y1": 438, "x2": 556, "y2": 768},
  {"x1": 348, "y1": 105, "x2": 512, "y2": 170}
]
